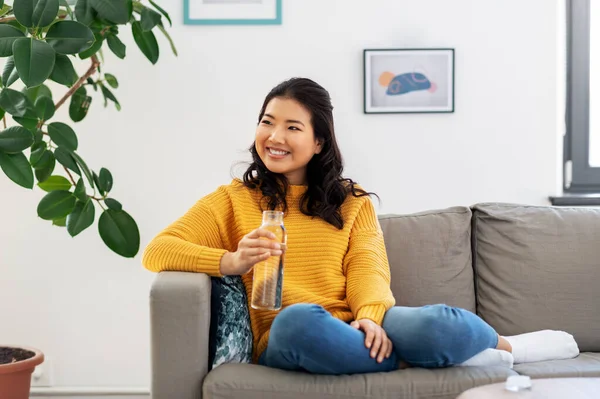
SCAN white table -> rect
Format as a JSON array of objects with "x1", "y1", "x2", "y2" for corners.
[{"x1": 456, "y1": 378, "x2": 600, "y2": 399}]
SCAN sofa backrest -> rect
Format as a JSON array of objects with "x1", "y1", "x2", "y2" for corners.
[
  {"x1": 379, "y1": 207, "x2": 476, "y2": 313},
  {"x1": 472, "y1": 203, "x2": 600, "y2": 352}
]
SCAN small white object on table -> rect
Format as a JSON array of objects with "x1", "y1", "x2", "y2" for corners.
[{"x1": 456, "y1": 377, "x2": 600, "y2": 398}]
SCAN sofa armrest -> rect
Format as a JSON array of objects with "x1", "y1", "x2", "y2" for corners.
[{"x1": 150, "y1": 271, "x2": 211, "y2": 399}]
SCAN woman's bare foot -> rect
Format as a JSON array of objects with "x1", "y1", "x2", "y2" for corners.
[{"x1": 496, "y1": 335, "x2": 513, "y2": 353}]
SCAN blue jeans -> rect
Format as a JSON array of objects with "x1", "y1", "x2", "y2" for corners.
[{"x1": 258, "y1": 303, "x2": 498, "y2": 375}]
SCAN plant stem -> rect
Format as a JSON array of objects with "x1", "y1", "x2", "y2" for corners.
[
  {"x1": 62, "y1": 2, "x2": 74, "y2": 19},
  {"x1": 93, "y1": 197, "x2": 106, "y2": 211},
  {"x1": 55, "y1": 55, "x2": 101, "y2": 111},
  {"x1": 65, "y1": 165, "x2": 105, "y2": 205},
  {"x1": 63, "y1": 166, "x2": 76, "y2": 186},
  {"x1": 0, "y1": 14, "x2": 66, "y2": 24}
]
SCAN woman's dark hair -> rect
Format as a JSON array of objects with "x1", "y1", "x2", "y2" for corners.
[{"x1": 242, "y1": 77, "x2": 376, "y2": 229}]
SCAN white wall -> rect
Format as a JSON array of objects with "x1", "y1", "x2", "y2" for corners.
[{"x1": 0, "y1": 0, "x2": 564, "y2": 393}]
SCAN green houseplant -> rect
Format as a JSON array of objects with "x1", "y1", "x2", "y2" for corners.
[{"x1": 0, "y1": 0, "x2": 175, "y2": 397}]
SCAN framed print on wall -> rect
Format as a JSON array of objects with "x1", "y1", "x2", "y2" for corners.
[
  {"x1": 184, "y1": 0, "x2": 282, "y2": 25},
  {"x1": 364, "y1": 48, "x2": 455, "y2": 114}
]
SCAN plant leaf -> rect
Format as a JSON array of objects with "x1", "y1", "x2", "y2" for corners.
[
  {"x1": 48, "y1": 122, "x2": 78, "y2": 151},
  {"x1": 34, "y1": 150, "x2": 55, "y2": 181},
  {"x1": 131, "y1": 21, "x2": 158, "y2": 64},
  {"x1": 54, "y1": 146, "x2": 80, "y2": 175},
  {"x1": 140, "y1": 6, "x2": 161, "y2": 31},
  {"x1": 13, "y1": 38, "x2": 56, "y2": 88},
  {"x1": 69, "y1": 150, "x2": 93, "y2": 187},
  {"x1": 100, "y1": 83, "x2": 119, "y2": 110},
  {"x1": 67, "y1": 198, "x2": 95, "y2": 236},
  {"x1": 33, "y1": 128, "x2": 43, "y2": 143},
  {"x1": 157, "y1": 22, "x2": 177, "y2": 56},
  {"x1": 35, "y1": 95, "x2": 55, "y2": 120},
  {"x1": 0, "y1": 125, "x2": 33, "y2": 153},
  {"x1": 23, "y1": 84, "x2": 53, "y2": 102},
  {"x1": 13, "y1": 116, "x2": 39, "y2": 130},
  {"x1": 0, "y1": 88, "x2": 35, "y2": 117},
  {"x1": 2, "y1": 57, "x2": 19, "y2": 87},
  {"x1": 50, "y1": 54, "x2": 77, "y2": 87},
  {"x1": 0, "y1": 150, "x2": 34, "y2": 188},
  {"x1": 0, "y1": 24, "x2": 25, "y2": 57},
  {"x1": 37, "y1": 174, "x2": 71, "y2": 191},
  {"x1": 93, "y1": 170, "x2": 103, "y2": 195},
  {"x1": 14, "y1": 0, "x2": 59, "y2": 28},
  {"x1": 98, "y1": 166, "x2": 112, "y2": 192},
  {"x1": 5, "y1": 20, "x2": 28, "y2": 35},
  {"x1": 98, "y1": 208, "x2": 139, "y2": 257},
  {"x1": 104, "y1": 197, "x2": 121, "y2": 211},
  {"x1": 37, "y1": 189, "x2": 76, "y2": 219},
  {"x1": 31, "y1": 148, "x2": 53, "y2": 169},
  {"x1": 104, "y1": 73, "x2": 117, "y2": 88},
  {"x1": 106, "y1": 34, "x2": 125, "y2": 59},
  {"x1": 0, "y1": 4, "x2": 11, "y2": 18},
  {"x1": 29, "y1": 140, "x2": 46, "y2": 165},
  {"x1": 149, "y1": 0, "x2": 171, "y2": 26},
  {"x1": 52, "y1": 216, "x2": 66, "y2": 226},
  {"x1": 78, "y1": 31, "x2": 102, "y2": 59},
  {"x1": 73, "y1": 176, "x2": 87, "y2": 201},
  {"x1": 69, "y1": 86, "x2": 91, "y2": 122},
  {"x1": 74, "y1": 0, "x2": 96, "y2": 25},
  {"x1": 46, "y1": 21, "x2": 95, "y2": 55},
  {"x1": 90, "y1": 0, "x2": 129, "y2": 24}
]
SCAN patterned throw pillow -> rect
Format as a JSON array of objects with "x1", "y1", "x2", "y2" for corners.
[{"x1": 208, "y1": 275, "x2": 253, "y2": 369}]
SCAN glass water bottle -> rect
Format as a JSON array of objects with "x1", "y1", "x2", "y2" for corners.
[{"x1": 251, "y1": 211, "x2": 287, "y2": 310}]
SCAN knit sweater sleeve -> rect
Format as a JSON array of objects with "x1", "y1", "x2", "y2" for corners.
[
  {"x1": 142, "y1": 187, "x2": 231, "y2": 276},
  {"x1": 343, "y1": 197, "x2": 396, "y2": 325}
]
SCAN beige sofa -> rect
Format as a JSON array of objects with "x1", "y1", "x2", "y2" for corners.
[{"x1": 149, "y1": 203, "x2": 600, "y2": 399}]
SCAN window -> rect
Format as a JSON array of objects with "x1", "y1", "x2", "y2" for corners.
[{"x1": 565, "y1": 0, "x2": 600, "y2": 193}]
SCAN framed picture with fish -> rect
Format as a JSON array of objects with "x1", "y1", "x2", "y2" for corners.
[
  {"x1": 363, "y1": 48, "x2": 455, "y2": 114},
  {"x1": 184, "y1": 0, "x2": 282, "y2": 25}
]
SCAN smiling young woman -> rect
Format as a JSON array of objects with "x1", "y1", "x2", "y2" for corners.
[
  {"x1": 254, "y1": 97, "x2": 322, "y2": 185},
  {"x1": 142, "y1": 77, "x2": 580, "y2": 375}
]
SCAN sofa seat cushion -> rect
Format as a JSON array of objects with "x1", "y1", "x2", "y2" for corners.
[
  {"x1": 202, "y1": 363, "x2": 517, "y2": 399},
  {"x1": 513, "y1": 352, "x2": 600, "y2": 379},
  {"x1": 379, "y1": 207, "x2": 475, "y2": 311},
  {"x1": 472, "y1": 203, "x2": 600, "y2": 352}
]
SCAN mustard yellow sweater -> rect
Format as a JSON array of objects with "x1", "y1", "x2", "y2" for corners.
[{"x1": 142, "y1": 179, "x2": 396, "y2": 361}]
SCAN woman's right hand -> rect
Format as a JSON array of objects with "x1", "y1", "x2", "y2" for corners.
[{"x1": 219, "y1": 228, "x2": 283, "y2": 275}]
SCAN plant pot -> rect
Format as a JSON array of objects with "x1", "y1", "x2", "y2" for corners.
[{"x1": 0, "y1": 346, "x2": 44, "y2": 399}]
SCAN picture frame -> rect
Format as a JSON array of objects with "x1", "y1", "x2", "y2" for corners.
[
  {"x1": 363, "y1": 48, "x2": 455, "y2": 114},
  {"x1": 184, "y1": 0, "x2": 282, "y2": 25}
]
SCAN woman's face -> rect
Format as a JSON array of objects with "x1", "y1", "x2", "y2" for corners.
[{"x1": 255, "y1": 97, "x2": 322, "y2": 185}]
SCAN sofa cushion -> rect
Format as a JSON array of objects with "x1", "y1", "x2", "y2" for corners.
[
  {"x1": 208, "y1": 276, "x2": 253, "y2": 369},
  {"x1": 513, "y1": 352, "x2": 600, "y2": 379},
  {"x1": 472, "y1": 203, "x2": 600, "y2": 352},
  {"x1": 203, "y1": 363, "x2": 517, "y2": 399},
  {"x1": 379, "y1": 207, "x2": 475, "y2": 312}
]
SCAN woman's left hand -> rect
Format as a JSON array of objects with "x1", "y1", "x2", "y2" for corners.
[{"x1": 350, "y1": 319, "x2": 393, "y2": 363}]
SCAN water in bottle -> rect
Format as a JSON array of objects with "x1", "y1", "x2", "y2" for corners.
[{"x1": 251, "y1": 210, "x2": 287, "y2": 310}]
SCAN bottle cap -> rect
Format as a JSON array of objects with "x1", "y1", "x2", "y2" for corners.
[{"x1": 505, "y1": 375, "x2": 532, "y2": 392}]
